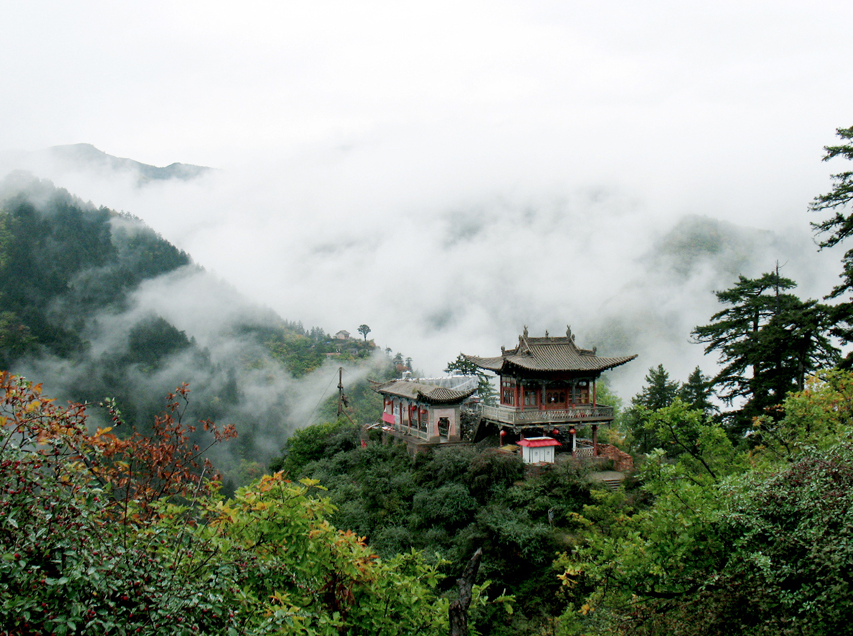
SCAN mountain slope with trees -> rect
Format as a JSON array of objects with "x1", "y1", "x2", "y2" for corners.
[
  {"x1": 0, "y1": 172, "x2": 387, "y2": 482},
  {"x1": 552, "y1": 124, "x2": 853, "y2": 635},
  {"x1": 0, "y1": 373, "x2": 469, "y2": 635}
]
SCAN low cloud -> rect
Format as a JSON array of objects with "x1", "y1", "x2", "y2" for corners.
[{"x1": 5, "y1": 141, "x2": 839, "y2": 405}]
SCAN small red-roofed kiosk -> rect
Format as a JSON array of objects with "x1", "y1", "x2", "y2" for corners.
[{"x1": 517, "y1": 436, "x2": 561, "y2": 464}]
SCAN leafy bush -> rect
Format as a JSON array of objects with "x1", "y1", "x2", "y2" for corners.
[
  {"x1": 270, "y1": 418, "x2": 359, "y2": 476},
  {"x1": 274, "y1": 433, "x2": 587, "y2": 633},
  {"x1": 0, "y1": 373, "x2": 466, "y2": 635},
  {"x1": 559, "y1": 374, "x2": 853, "y2": 635},
  {"x1": 412, "y1": 482, "x2": 479, "y2": 528}
]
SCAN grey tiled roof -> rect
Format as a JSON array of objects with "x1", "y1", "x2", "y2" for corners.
[
  {"x1": 463, "y1": 327, "x2": 637, "y2": 374},
  {"x1": 372, "y1": 379, "x2": 476, "y2": 404}
]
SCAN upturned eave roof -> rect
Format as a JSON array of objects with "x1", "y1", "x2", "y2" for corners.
[
  {"x1": 463, "y1": 326, "x2": 637, "y2": 375},
  {"x1": 370, "y1": 379, "x2": 476, "y2": 405}
]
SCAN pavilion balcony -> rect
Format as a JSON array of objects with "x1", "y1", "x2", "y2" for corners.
[
  {"x1": 479, "y1": 404, "x2": 615, "y2": 427},
  {"x1": 386, "y1": 421, "x2": 430, "y2": 441}
]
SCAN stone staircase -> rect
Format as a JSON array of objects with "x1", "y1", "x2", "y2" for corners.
[
  {"x1": 589, "y1": 470, "x2": 625, "y2": 491},
  {"x1": 600, "y1": 476, "x2": 624, "y2": 491}
]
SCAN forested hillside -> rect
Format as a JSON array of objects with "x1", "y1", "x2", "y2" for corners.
[
  {"x1": 271, "y1": 420, "x2": 603, "y2": 634},
  {"x1": 0, "y1": 172, "x2": 388, "y2": 484},
  {"x1": 0, "y1": 373, "x2": 469, "y2": 635}
]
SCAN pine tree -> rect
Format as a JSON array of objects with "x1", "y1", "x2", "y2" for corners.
[
  {"x1": 810, "y1": 125, "x2": 853, "y2": 363},
  {"x1": 678, "y1": 366, "x2": 716, "y2": 416},
  {"x1": 625, "y1": 364, "x2": 680, "y2": 454},
  {"x1": 635, "y1": 365, "x2": 680, "y2": 410},
  {"x1": 692, "y1": 269, "x2": 838, "y2": 434},
  {"x1": 445, "y1": 354, "x2": 497, "y2": 405}
]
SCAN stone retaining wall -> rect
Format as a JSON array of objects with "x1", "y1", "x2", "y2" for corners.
[{"x1": 597, "y1": 444, "x2": 634, "y2": 472}]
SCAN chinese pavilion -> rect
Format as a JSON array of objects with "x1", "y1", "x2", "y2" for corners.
[
  {"x1": 464, "y1": 326, "x2": 636, "y2": 455},
  {"x1": 373, "y1": 378, "x2": 476, "y2": 444}
]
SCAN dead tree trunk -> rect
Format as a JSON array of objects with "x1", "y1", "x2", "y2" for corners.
[{"x1": 449, "y1": 548, "x2": 483, "y2": 636}]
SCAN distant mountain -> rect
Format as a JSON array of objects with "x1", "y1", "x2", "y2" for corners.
[
  {"x1": 0, "y1": 143, "x2": 212, "y2": 185},
  {"x1": 583, "y1": 213, "x2": 825, "y2": 389},
  {"x1": 645, "y1": 215, "x2": 780, "y2": 279}
]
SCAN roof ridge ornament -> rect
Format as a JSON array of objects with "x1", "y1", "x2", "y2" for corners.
[
  {"x1": 519, "y1": 326, "x2": 532, "y2": 354},
  {"x1": 459, "y1": 324, "x2": 637, "y2": 374}
]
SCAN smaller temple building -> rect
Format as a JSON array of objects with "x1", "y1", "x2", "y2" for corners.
[{"x1": 372, "y1": 378, "x2": 476, "y2": 445}]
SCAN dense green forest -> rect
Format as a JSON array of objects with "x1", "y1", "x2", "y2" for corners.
[
  {"x1": 3, "y1": 127, "x2": 853, "y2": 634},
  {"x1": 271, "y1": 420, "x2": 603, "y2": 634}
]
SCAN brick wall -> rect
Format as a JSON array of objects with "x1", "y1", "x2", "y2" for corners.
[{"x1": 598, "y1": 444, "x2": 634, "y2": 472}]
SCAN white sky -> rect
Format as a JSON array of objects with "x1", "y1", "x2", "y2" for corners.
[{"x1": 2, "y1": 1, "x2": 853, "y2": 398}]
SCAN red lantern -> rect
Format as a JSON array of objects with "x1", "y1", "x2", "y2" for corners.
[
  {"x1": 553, "y1": 428, "x2": 560, "y2": 436},
  {"x1": 568, "y1": 427, "x2": 576, "y2": 436}
]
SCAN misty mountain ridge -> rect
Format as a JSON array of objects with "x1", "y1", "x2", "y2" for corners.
[
  {"x1": 582, "y1": 211, "x2": 829, "y2": 391},
  {"x1": 647, "y1": 215, "x2": 779, "y2": 279},
  {"x1": 0, "y1": 173, "x2": 385, "y2": 482},
  {"x1": 0, "y1": 168, "x2": 830, "y2": 468},
  {"x1": 0, "y1": 143, "x2": 212, "y2": 186}
]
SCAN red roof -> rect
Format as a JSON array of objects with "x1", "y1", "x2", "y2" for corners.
[{"x1": 517, "y1": 437, "x2": 561, "y2": 448}]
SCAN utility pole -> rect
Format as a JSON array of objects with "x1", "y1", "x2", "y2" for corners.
[{"x1": 337, "y1": 367, "x2": 346, "y2": 417}]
